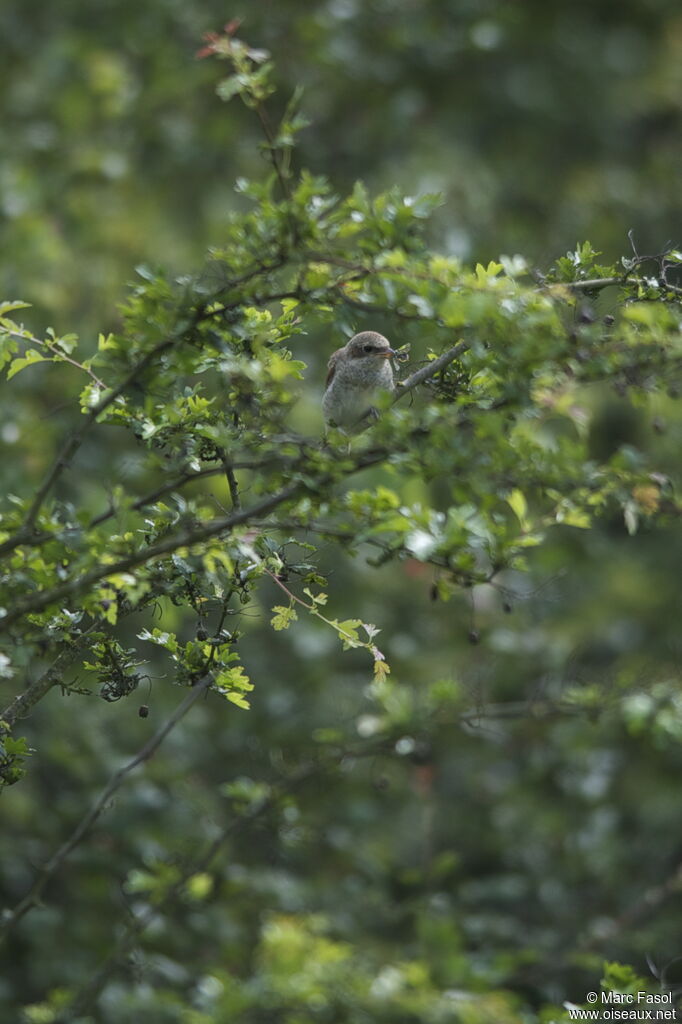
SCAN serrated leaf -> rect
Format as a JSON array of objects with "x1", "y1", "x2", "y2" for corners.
[
  {"x1": 271, "y1": 604, "x2": 298, "y2": 630},
  {"x1": 226, "y1": 692, "x2": 251, "y2": 709},
  {"x1": 215, "y1": 665, "x2": 253, "y2": 692}
]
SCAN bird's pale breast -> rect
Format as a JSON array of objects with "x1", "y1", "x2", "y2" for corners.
[{"x1": 323, "y1": 357, "x2": 394, "y2": 428}]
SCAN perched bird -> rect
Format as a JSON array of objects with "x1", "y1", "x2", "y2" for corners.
[{"x1": 323, "y1": 331, "x2": 397, "y2": 430}]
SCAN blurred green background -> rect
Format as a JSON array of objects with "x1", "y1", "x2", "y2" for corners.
[
  {"x1": 3, "y1": 1, "x2": 682, "y2": 1020},
  {"x1": 3, "y1": 0, "x2": 682, "y2": 332}
]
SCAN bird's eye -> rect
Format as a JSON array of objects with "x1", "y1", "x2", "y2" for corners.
[{"x1": 363, "y1": 344, "x2": 374, "y2": 353}]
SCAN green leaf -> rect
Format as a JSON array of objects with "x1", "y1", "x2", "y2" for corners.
[
  {"x1": 137, "y1": 628, "x2": 179, "y2": 653},
  {"x1": 624, "y1": 501, "x2": 639, "y2": 536},
  {"x1": 215, "y1": 665, "x2": 253, "y2": 692},
  {"x1": 7, "y1": 350, "x2": 49, "y2": 379},
  {"x1": 226, "y1": 692, "x2": 251, "y2": 709},
  {"x1": 507, "y1": 489, "x2": 528, "y2": 528},
  {"x1": 186, "y1": 873, "x2": 213, "y2": 900},
  {"x1": 271, "y1": 604, "x2": 299, "y2": 630},
  {"x1": 79, "y1": 382, "x2": 102, "y2": 410},
  {"x1": 217, "y1": 74, "x2": 247, "y2": 102},
  {"x1": 438, "y1": 291, "x2": 470, "y2": 328},
  {"x1": 373, "y1": 655, "x2": 391, "y2": 683},
  {"x1": 475, "y1": 261, "x2": 503, "y2": 282},
  {"x1": 0, "y1": 300, "x2": 31, "y2": 317},
  {"x1": 557, "y1": 507, "x2": 591, "y2": 529},
  {"x1": 335, "y1": 619, "x2": 363, "y2": 650}
]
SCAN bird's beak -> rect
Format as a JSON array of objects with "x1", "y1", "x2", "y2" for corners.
[{"x1": 378, "y1": 348, "x2": 397, "y2": 359}]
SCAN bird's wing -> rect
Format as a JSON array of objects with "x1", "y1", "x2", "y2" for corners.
[{"x1": 325, "y1": 348, "x2": 344, "y2": 388}]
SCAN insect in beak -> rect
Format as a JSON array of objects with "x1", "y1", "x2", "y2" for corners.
[{"x1": 378, "y1": 348, "x2": 397, "y2": 359}]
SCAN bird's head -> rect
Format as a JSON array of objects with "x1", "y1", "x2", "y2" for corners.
[{"x1": 346, "y1": 331, "x2": 396, "y2": 362}]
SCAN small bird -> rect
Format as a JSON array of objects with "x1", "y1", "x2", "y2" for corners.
[{"x1": 323, "y1": 331, "x2": 397, "y2": 430}]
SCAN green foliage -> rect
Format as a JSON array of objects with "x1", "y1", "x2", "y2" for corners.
[
  {"x1": 0, "y1": 722, "x2": 33, "y2": 786},
  {"x1": 2, "y1": 17, "x2": 682, "y2": 1024}
]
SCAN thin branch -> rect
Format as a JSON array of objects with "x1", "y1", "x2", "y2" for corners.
[
  {"x1": 0, "y1": 675, "x2": 213, "y2": 942},
  {"x1": 86, "y1": 457, "x2": 278, "y2": 531},
  {"x1": 3, "y1": 651, "x2": 71, "y2": 729},
  {"x1": 263, "y1": 567, "x2": 374, "y2": 651},
  {"x1": 0, "y1": 482, "x2": 304, "y2": 633},
  {"x1": 555, "y1": 276, "x2": 629, "y2": 292},
  {"x1": 85, "y1": 465, "x2": 229, "y2": 530},
  {"x1": 225, "y1": 464, "x2": 241, "y2": 510},
  {"x1": 0, "y1": 437, "x2": 417, "y2": 633},
  {"x1": 0, "y1": 339, "x2": 477, "y2": 634},
  {"x1": 392, "y1": 341, "x2": 469, "y2": 402},
  {"x1": 543, "y1": 273, "x2": 682, "y2": 297},
  {"x1": 5, "y1": 330, "x2": 108, "y2": 389},
  {"x1": 659, "y1": 278, "x2": 682, "y2": 296},
  {"x1": 579, "y1": 861, "x2": 682, "y2": 953},
  {"x1": 254, "y1": 105, "x2": 290, "y2": 201},
  {"x1": 217, "y1": 446, "x2": 241, "y2": 511},
  {"x1": 1, "y1": 594, "x2": 235, "y2": 942},
  {"x1": 16, "y1": 336, "x2": 176, "y2": 543},
  {"x1": 2, "y1": 455, "x2": 291, "y2": 553},
  {"x1": 457, "y1": 699, "x2": 590, "y2": 723},
  {"x1": 1, "y1": 263, "x2": 295, "y2": 557},
  {"x1": 1, "y1": 621, "x2": 104, "y2": 728}
]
